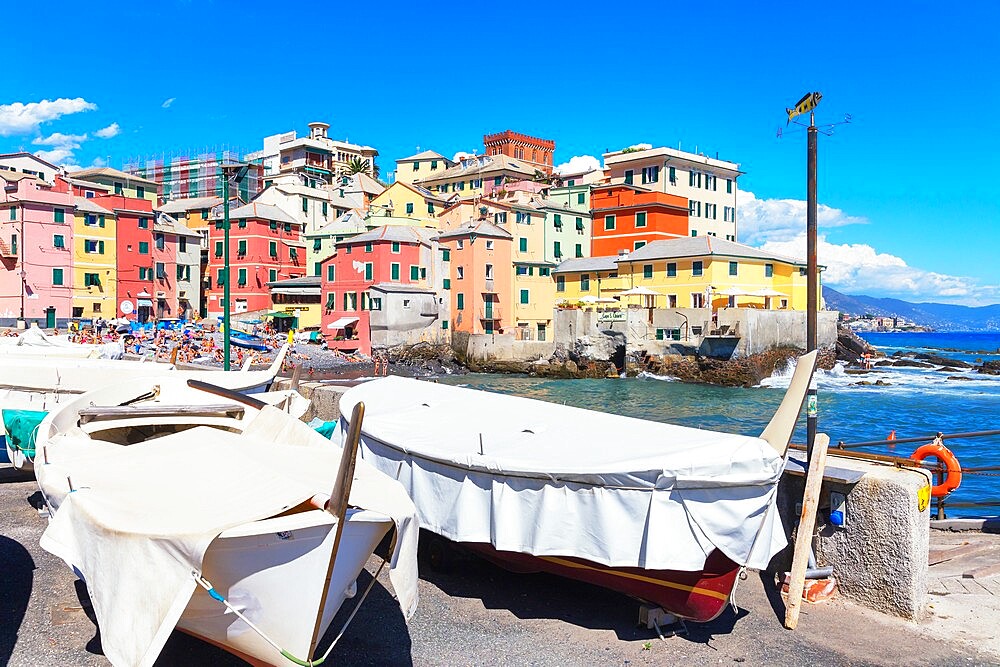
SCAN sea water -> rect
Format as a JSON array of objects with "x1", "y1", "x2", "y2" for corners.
[{"x1": 436, "y1": 332, "x2": 1000, "y2": 517}]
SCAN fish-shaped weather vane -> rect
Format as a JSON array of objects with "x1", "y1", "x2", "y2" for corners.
[{"x1": 786, "y1": 92, "x2": 822, "y2": 124}]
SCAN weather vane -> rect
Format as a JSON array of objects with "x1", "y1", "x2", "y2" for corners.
[{"x1": 777, "y1": 91, "x2": 851, "y2": 138}]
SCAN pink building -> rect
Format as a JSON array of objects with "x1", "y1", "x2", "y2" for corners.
[{"x1": 0, "y1": 172, "x2": 76, "y2": 325}]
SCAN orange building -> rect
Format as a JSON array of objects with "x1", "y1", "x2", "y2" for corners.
[
  {"x1": 437, "y1": 220, "x2": 513, "y2": 335},
  {"x1": 589, "y1": 184, "x2": 689, "y2": 257},
  {"x1": 483, "y1": 130, "x2": 555, "y2": 175}
]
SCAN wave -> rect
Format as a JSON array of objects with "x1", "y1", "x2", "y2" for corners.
[
  {"x1": 637, "y1": 371, "x2": 679, "y2": 382},
  {"x1": 759, "y1": 357, "x2": 1000, "y2": 397}
]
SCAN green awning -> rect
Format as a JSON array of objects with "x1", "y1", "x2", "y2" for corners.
[{"x1": 265, "y1": 311, "x2": 295, "y2": 318}]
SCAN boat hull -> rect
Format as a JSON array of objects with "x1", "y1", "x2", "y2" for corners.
[
  {"x1": 176, "y1": 508, "x2": 392, "y2": 665},
  {"x1": 463, "y1": 543, "x2": 739, "y2": 623}
]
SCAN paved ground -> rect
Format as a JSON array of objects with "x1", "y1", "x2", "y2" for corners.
[{"x1": 2, "y1": 469, "x2": 998, "y2": 666}]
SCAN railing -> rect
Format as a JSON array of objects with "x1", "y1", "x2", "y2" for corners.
[
  {"x1": 479, "y1": 306, "x2": 502, "y2": 321},
  {"x1": 834, "y1": 429, "x2": 1000, "y2": 519}
]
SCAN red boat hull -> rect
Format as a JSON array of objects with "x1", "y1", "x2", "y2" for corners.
[{"x1": 463, "y1": 543, "x2": 740, "y2": 623}]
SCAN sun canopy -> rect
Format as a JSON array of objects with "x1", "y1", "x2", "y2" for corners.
[
  {"x1": 749, "y1": 288, "x2": 786, "y2": 297},
  {"x1": 327, "y1": 316, "x2": 360, "y2": 329},
  {"x1": 265, "y1": 311, "x2": 295, "y2": 318},
  {"x1": 619, "y1": 286, "x2": 661, "y2": 296},
  {"x1": 718, "y1": 287, "x2": 753, "y2": 296},
  {"x1": 338, "y1": 377, "x2": 789, "y2": 572}
]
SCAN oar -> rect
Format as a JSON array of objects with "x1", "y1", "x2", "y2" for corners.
[
  {"x1": 308, "y1": 401, "x2": 364, "y2": 655},
  {"x1": 784, "y1": 431, "x2": 830, "y2": 630},
  {"x1": 186, "y1": 379, "x2": 267, "y2": 410}
]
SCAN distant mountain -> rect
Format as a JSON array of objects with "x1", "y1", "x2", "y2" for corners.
[{"x1": 823, "y1": 287, "x2": 1000, "y2": 331}]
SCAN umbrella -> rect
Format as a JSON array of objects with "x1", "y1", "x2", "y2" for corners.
[
  {"x1": 578, "y1": 295, "x2": 600, "y2": 303},
  {"x1": 749, "y1": 288, "x2": 785, "y2": 297},
  {"x1": 718, "y1": 287, "x2": 753, "y2": 296},
  {"x1": 619, "y1": 286, "x2": 661, "y2": 296},
  {"x1": 595, "y1": 297, "x2": 618, "y2": 303}
]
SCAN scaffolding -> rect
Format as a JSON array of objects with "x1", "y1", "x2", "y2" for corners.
[{"x1": 122, "y1": 146, "x2": 264, "y2": 203}]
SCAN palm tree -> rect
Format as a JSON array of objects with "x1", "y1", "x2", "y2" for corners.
[{"x1": 346, "y1": 157, "x2": 381, "y2": 180}]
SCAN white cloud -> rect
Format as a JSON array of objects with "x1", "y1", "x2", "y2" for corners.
[
  {"x1": 94, "y1": 122, "x2": 120, "y2": 139},
  {"x1": 736, "y1": 189, "x2": 866, "y2": 245},
  {"x1": 32, "y1": 132, "x2": 88, "y2": 146},
  {"x1": 34, "y1": 147, "x2": 78, "y2": 165},
  {"x1": 161, "y1": 97, "x2": 176, "y2": 109},
  {"x1": 554, "y1": 155, "x2": 601, "y2": 175},
  {"x1": 32, "y1": 131, "x2": 88, "y2": 167},
  {"x1": 0, "y1": 98, "x2": 97, "y2": 136},
  {"x1": 760, "y1": 233, "x2": 1000, "y2": 306}
]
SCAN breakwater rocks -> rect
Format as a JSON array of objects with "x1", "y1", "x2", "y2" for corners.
[{"x1": 642, "y1": 346, "x2": 837, "y2": 388}]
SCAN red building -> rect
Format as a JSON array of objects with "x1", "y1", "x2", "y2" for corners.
[
  {"x1": 206, "y1": 202, "x2": 305, "y2": 316},
  {"x1": 321, "y1": 225, "x2": 437, "y2": 355},
  {"x1": 90, "y1": 194, "x2": 157, "y2": 322},
  {"x1": 589, "y1": 184, "x2": 689, "y2": 257},
  {"x1": 483, "y1": 130, "x2": 555, "y2": 175},
  {"x1": 152, "y1": 219, "x2": 181, "y2": 319}
]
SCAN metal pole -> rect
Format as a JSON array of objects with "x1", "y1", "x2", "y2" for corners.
[
  {"x1": 806, "y1": 111, "x2": 818, "y2": 461},
  {"x1": 223, "y1": 173, "x2": 231, "y2": 371}
]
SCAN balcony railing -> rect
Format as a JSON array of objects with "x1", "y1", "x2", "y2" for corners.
[{"x1": 479, "y1": 306, "x2": 502, "y2": 321}]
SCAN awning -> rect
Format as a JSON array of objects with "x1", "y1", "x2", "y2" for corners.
[
  {"x1": 327, "y1": 316, "x2": 360, "y2": 329},
  {"x1": 265, "y1": 311, "x2": 295, "y2": 318},
  {"x1": 137, "y1": 299, "x2": 153, "y2": 307},
  {"x1": 282, "y1": 240, "x2": 307, "y2": 248}
]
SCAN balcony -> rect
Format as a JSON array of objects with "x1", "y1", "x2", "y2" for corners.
[
  {"x1": 0, "y1": 239, "x2": 15, "y2": 258},
  {"x1": 479, "y1": 305, "x2": 502, "y2": 321}
]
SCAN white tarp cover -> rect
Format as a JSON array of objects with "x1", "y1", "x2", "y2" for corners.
[
  {"x1": 38, "y1": 408, "x2": 419, "y2": 667},
  {"x1": 339, "y1": 377, "x2": 788, "y2": 573}
]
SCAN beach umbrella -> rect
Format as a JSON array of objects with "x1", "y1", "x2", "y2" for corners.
[
  {"x1": 578, "y1": 295, "x2": 600, "y2": 303},
  {"x1": 619, "y1": 286, "x2": 661, "y2": 296},
  {"x1": 749, "y1": 288, "x2": 785, "y2": 297}
]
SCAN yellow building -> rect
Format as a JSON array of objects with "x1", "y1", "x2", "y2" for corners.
[
  {"x1": 553, "y1": 236, "x2": 812, "y2": 310},
  {"x1": 66, "y1": 167, "x2": 159, "y2": 204},
  {"x1": 393, "y1": 150, "x2": 454, "y2": 185},
  {"x1": 71, "y1": 197, "x2": 118, "y2": 319},
  {"x1": 415, "y1": 154, "x2": 536, "y2": 199},
  {"x1": 508, "y1": 200, "x2": 556, "y2": 341},
  {"x1": 367, "y1": 181, "x2": 447, "y2": 228},
  {"x1": 267, "y1": 276, "x2": 323, "y2": 329}
]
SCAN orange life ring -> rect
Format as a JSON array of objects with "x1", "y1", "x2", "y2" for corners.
[{"x1": 910, "y1": 442, "x2": 962, "y2": 498}]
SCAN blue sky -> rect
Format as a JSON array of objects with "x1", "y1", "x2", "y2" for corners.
[{"x1": 3, "y1": 1, "x2": 997, "y2": 305}]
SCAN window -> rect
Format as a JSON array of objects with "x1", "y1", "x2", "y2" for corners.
[
  {"x1": 9, "y1": 233, "x2": 15, "y2": 255},
  {"x1": 284, "y1": 222, "x2": 292, "y2": 233},
  {"x1": 634, "y1": 241, "x2": 646, "y2": 250},
  {"x1": 494, "y1": 176, "x2": 502, "y2": 186},
  {"x1": 667, "y1": 262, "x2": 677, "y2": 277},
  {"x1": 443, "y1": 278, "x2": 451, "y2": 289},
  {"x1": 800, "y1": 267, "x2": 808, "y2": 276},
  {"x1": 689, "y1": 201, "x2": 701, "y2": 217},
  {"x1": 494, "y1": 212, "x2": 507, "y2": 224},
  {"x1": 302, "y1": 197, "x2": 308, "y2": 213},
  {"x1": 641, "y1": 165, "x2": 659, "y2": 184},
  {"x1": 370, "y1": 297, "x2": 382, "y2": 310},
  {"x1": 201, "y1": 209, "x2": 209, "y2": 220},
  {"x1": 138, "y1": 217, "x2": 148, "y2": 229},
  {"x1": 457, "y1": 293, "x2": 465, "y2": 310},
  {"x1": 442, "y1": 249, "x2": 450, "y2": 261},
  {"x1": 691, "y1": 230, "x2": 698, "y2": 237},
  {"x1": 99, "y1": 215, "x2": 105, "y2": 228},
  {"x1": 431, "y1": 160, "x2": 438, "y2": 169},
  {"x1": 485, "y1": 263, "x2": 494, "y2": 279},
  {"x1": 556, "y1": 275, "x2": 565, "y2": 292},
  {"x1": 577, "y1": 192, "x2": 585, "y2": 205},
  {"x1": 516, "y1": 266, "x2": 529, "y2": 276},
  {"x1": 668, "y1": 166, "x2": 676, "y2": 184},
  {"x1": 269, "y1": 269, "x2": 277, "y2": 281},
  {"x1": 239, "y1": 219, "x2": 246, "y2": 228},
  {"x1": 692, "y1": 261, "x2": 703, "y2": 276},
  {"x1": 553, "y1": 213, "x2": 562, "y2": 229},
  {"x1": 269, "y1": 241, "x2": 278, "y2": 257},
  {"x1": 177, "y1": 265, "x2": 191, "y2": 281},
  {"x1": 114, "y1": 182, "x2": 123, "y2": 195},
  {"x1": 405, "y1": 202, "x2": 414, "y2": 215},
  {"x1": 624, "y1": 169, "x2": 634, "y2": 185},
  {"x1": 705, "y1": 203, "x2": 717, "y2": 219},
  {"x1": 442, "y1": 320, "x2": 448, "y2": 330},
  {"x1": 576, "y1": 217, "x2": 584, "y2": 233},
  {"x1": 8, "y1": 207, "x2": 15, "y2": 221},
  {"x1": 604, "y1": 215, "x2": 616, "y2": 231},
  {"x1": 215, "y1": 241, "x2": 223, "y2": 257},
  {"x1": 216, "y1": 268, "x2": 225, "y2": 285},
  {"x1": 729, "y1": 261, "x2": 738, "y2": 276},
  {"x1": 53, "y1": 234, "x2": 65, "y2": 248},
  {"x1": 345, "y1": 245, "x2": 352, "y2": 254},
  {"x1": 139, "y1": 241, "x2": 149, "y2": 254},
  {"x1": 575, "y1": 243, "x2": 583, "y2": 258},
  {"x1": 643, "y1": 264, "x2": 653, "y2": 279},
  {"x1": 155, "y1": 233, "x2": 165, "y2": 250},
  {"x1": 520, "y1": 289, "x2": 529, "y2": 304},
  {"x1": 322, "y1": 202, "x2": 328, "y2": 217},
  {"x1": 365, "y1": 242, "x2": 373, "y2": 253},
  {"x1": 54, "y1": 208, "x2": 65, "y2": 223},
  {"x1": 270, "y1": 221, "x2": 277, "y2": 230},
  {"x1": 692, "y1": 292, "x2": 705, "y2": 308},
  {"x1": 765, "y1": 263, "x2": 774, "y2": 278},
  {"x1": 179, "y1": 237, "x2": 187, "y2": 252},
  {"x1": 485, "y1": 240, "x2": 494, "y2": 250},
  {"x1": 518, "y1": 238, "x2": 527, "y2": 252},
  {"x1": 427, "y1": 202, "x2": 435, "y2": 214},
  {"x1": 635, "y1": 211, "x2": 647, "y2": 228},
  {"x1": 84, "y1": 272, "x2": 100, "y2": 287},
  {"x1": 457, "y1": 240, "x2": 464, "y2": 249},
  {"x1": 554, "y1": 241, "x2": 562, "y2": 258},
  {"x1": 727, "y1": 179, "x2": 733, "y2": 194},
  {"x1": 365, "y1": 263, "x2": 373, "y2": 281},
  {"x1": 325, "y1": 293, "x2": 336, "y2": 310},
  {"x1": 580, "y1": 274, "x2": 590, "y2": 291},
  {"x1": 539, "y1": 267, "x2": 551, "y2": 277},
  {"x1": 391, "y1": 263, "x2": 400, "y2": 281},
  {"x1": 52, "y1": 268, "x2": 63, "y2": 285},
  {"x1": 238, "y1": 268, "x2": 247, "y2": 286},
  {"x1": 456, "y1": 266, "x2": 464, "y2": 279}
]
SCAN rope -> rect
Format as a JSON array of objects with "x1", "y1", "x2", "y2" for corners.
[{"x1": 192, "y1": 557, "x2": 387, "y2": 666}]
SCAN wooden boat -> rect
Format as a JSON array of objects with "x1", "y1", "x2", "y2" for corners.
[
  {"x1": 35, "y1": 377, "x2": 419, "y2": 667},
  {"x1": 338, "y1": 351, "x2": 818, "y2": 623},
  {"x1": 0, "y1": 324, "x2": 113, "y2": 359},
  {"x1": 2, "y1": 345, "x2": 294, "y2": 471},
  {"x1": 230, "y1": 330, "x2": 271, "y2": 351}
]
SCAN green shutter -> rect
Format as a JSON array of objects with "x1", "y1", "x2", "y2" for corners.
[
  {"x1": 313, "y1": 238, "x2": 322, "y2": 251},
  {"x1": 269, "y1": 269, "x2": 277, "y2": 281},
  {"x1": 442, "y1": 249, "x2": 450, "y2": 261},
  {"x1": 322, "y1": 202, "x2": 328, "y2": 216},
  {"x1": 365, "y1": 263, "x2": 373, "y2": 280},
  {"x1": 643, "y1": 264, "x2": 653, "y2": 279},
  {"x1": 98, "y1": 240, "x2": 105, "y2": 254},
  {"x1": 302, "y1": 197, "x2": 308, "y2": 212},
  {"x1": 443, "y1": 278, "x2": 451, "y2": 289},
  {"x1": 519, "y1": 238, "x2": 527, "y2": 252},
  {"x1": 52, "y1": 268, "x2": 63, "y2": 285},
  {"x1": 139, "y1": 241, "x2": 149, "y2": 254},
  {"x1": 554, "y1": 241, "x2": 561, "y2": 257},
  {"x1": 327, "y1": 265, "x2": 335, "y2": 282},
  {"x1": 215, "y1": 241, "x2": 223, "y2": 257},
  {"x1": 314, "y1": 262, "x2": 322, "y2": 275},
  {"x1": 520, "y1": 289, "x2": 529, "y2": 304},
  {"x1": 54, "y1": 208, "x2": 65, "y2": 223},
  {"x1": 457, "y1": 293, "x2": 464, "y2": 310},
  {"x1": 99, "y1": 215, "x2": 105, "y2": 227},
  {"x1": 238, "y1": 240, "x2": 247, "y2": 255},
  {"x1": 238, "y1": 268, "x2": 247, "y2": 285},
  {"x1": 391, "y1": 264, "x2": 400, "y2": 281},
  {"x1": 269, "y1": 241, "x2": 277, "y2": 257},
  {"x1": 410, "y1": 265, "x2": 419, "y2": 281}
]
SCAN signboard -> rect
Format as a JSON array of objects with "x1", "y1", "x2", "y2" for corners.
[
  {"x1": 120, "y1": 300, "x2": 134, "y2": 315},
  {"x1": 598, "y1": 311, "x2": 626, "y2": 322}
]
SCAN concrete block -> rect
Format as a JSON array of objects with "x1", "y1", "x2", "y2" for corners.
[{"x1": 777, "y1": 455, "x2": 932, "y2": 620}]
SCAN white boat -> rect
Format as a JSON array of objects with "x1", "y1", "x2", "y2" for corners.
[
  {"x1": 337, "y1": 351, "x2": 817, "y2": 623},
  {"x1": 0, "y1": 323, "x2": 120, "y2": 359},
  {"x1": 2, "y1": 345, "x2": 293, "y2": 470},
  {"x1": 35, "y1": 377, "x2": 419, "y2": 667}
]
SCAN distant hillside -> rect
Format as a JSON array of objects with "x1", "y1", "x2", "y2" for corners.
[{"x1": 823, "y1": 287, "x2": 1000, "y2": 331}]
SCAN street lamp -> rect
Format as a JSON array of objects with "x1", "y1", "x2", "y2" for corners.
[{"x1": 222, "y1": 163, "x2": 250, "y2": 371}]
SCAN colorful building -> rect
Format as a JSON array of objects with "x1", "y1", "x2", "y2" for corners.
[
  {"x1": 72, "y1": 197, "x2": 117, "y2": 320},
  {"x1": 553, "y1": 236, "x2": 811, "y2": 311},
  {"x1": 393, "y1": 150, "x2": 454, "y2": 185},
  {"x1": 415, "y1": 154, "x2": 536, "y2": 199},
  {"x1": 0, "y1": 170, "x2": 76, "y2": 325},
  {"x1": 69, "y1": 167, "x2": 159, "y2": 206},
  {"x1": 437, "y1": 220, "x2": 513, "y2": 335},
  {"x1": 589, "y1": 184, "x2": 689, "y2": 257},
  {"x1": 124, "y1": 151, "x2": 263, "y2": 204},
  {"x1": 483, "y1": 130, "x2": 555, "y2": 175},
  {"x1": 366, "y1": 181, "x2": 447, "y2": 228},
  {"x1": 152, "y1": 215, "x2": 200, "y2": 319},
  {"x1": 245, "y1": 122, "x2": 380, "y2": 183},
  {"x1": 321, "y1": 225, "x2": 441, "y2": 355},
  {"x1": 602, "y1": 145, "x2": 742, "y2": 240},
  {"x1": 205, "y1": 202, "x2": 305, "y2": 317},
  {"x1": 89, "y1": 194, "x2": 157, "y2": 322},
  {"x1": 305, "y1": 210, "x2": 368, "y2": 278},
  {"x1": 267, "y1": 276, "x2": 322, "y2": 329}
]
